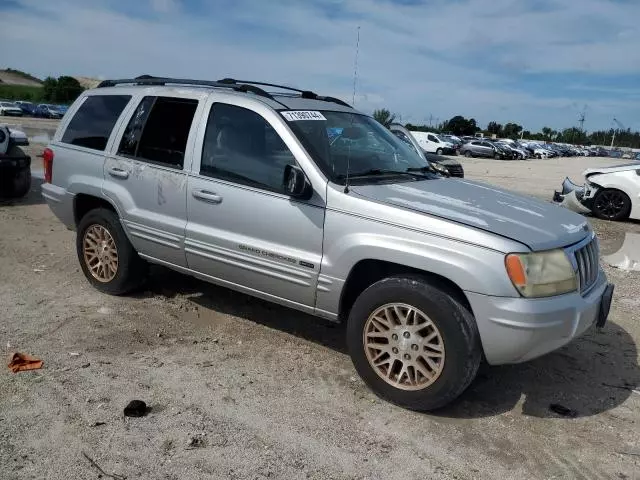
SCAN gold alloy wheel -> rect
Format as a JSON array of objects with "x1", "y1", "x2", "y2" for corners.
[
  {"x1": 83, "y1": 224, "x2": 119, "y2": 283},
  {"x1": 363, "y1": 303, "x2": 445, "y2": 391}
]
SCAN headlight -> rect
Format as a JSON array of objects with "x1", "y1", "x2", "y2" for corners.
[
  {"x1": 431, "y1": 162, "x2": 449, "y2": 176},
  {"x1": 505, "y1": 250, "x2": 577, "y2": 298}
]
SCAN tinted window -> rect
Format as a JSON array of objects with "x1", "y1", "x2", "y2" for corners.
[
  {"x1": 427, "y1": 134, "x2": 437, "y2": 142},
  {"x1": 61, "y1": 95, "x2": 131, "y2": 151},
  {"x1": 392, "y1": 130, "x2": 412, "y2": 143},
  {"x1": 201, "y1": 103, "x2": 296, "y2": 193},
  {"x1": 121, "y1": 96, "x2": 197, "y2": 168},
  {"x1": 118, "y1": 96, "x2": 156, "y2": 157}
]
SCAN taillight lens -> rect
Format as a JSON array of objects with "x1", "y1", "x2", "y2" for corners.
[{"x1": 43, "y1": 147, "x2": 54, "y2": 183}]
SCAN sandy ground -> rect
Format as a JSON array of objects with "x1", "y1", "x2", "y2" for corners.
[{"x1": 1, "y1": 130, "x2": 639, "y2": 479}]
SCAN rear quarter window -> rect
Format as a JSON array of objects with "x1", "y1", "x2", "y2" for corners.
[{"x1": 61, "y1": 95, "x2": 131, "y2": 151}]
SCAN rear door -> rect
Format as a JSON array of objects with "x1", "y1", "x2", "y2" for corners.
[
  {"x1": 103, "y1": 94, "x2": 204, "y2": 267},
  {"x1": 184, "y1": 99, "x2": 325, "y2": 309},
  {"x1": 480, "y1": 142, "x2": 495, "y2": 157}
]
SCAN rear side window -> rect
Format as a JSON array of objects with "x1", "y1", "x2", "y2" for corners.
[
  {"x1": 117, "y1": 96, "x2": 198, "y2": 168},
  {"x1": 61, "y1": 95, "x2": 131, "y2": 151}
]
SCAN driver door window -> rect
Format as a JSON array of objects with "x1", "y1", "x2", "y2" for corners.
[{"x1": 200, "y1": 103, "x2": 296, "y2": 194}]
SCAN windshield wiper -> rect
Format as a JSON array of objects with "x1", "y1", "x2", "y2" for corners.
[{"x1": 345, "y1": 168, "x2": 425, "y2": 179}]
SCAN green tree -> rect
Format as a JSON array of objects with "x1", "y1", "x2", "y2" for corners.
[
  {"x1": 372, "y1": 108, "x2": 396, "y2": 128},
  {"x1": 42, "y1": 76, "x2": 58, "y2": 102},
  {"x1": 486, "y1": 121, "x2": 502, "y2": 136},
  {"x1": 441, "y1": 115, "x2": 479, "y2": 136},
  {"x1": 502, "y1": 123, "x2": 523, "y2": 139},
  {"x1": 55, "y1": 76, "x2": 84, "y2": 103}
]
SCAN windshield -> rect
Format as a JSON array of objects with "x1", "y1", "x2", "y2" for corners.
[
  {"x1": 1, "y1": 102, "x2": 16, "y2": 107},
  {"x1": 282, "y1": 111, "x2": 434, "y2": 184}
]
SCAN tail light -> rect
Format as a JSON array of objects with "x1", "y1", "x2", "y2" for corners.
[{"x1": 43, "y1": 147, "x2": 54, "y2": 183}]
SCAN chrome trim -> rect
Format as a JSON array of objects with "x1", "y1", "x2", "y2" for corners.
[{"x1": 565, "y1": 233, "x2": 599, "y2": 296}]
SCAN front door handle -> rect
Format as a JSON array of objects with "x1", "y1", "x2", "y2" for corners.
[
  {"x1": 108, "y1": 167, "x2": 129, "y2": 179},
  {"x1": 192, "y1": 190, "x2": 223, "y2": 204}
]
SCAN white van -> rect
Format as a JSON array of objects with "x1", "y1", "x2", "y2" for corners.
[{"x1": 410, "y1": 131, "x2": 456, "y2": 155}]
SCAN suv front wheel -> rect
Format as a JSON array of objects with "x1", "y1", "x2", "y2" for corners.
[
  {"x1": 347, "y1": 276, "x2": 481, "y2": 411},
  {"x1": 77, "y1": 208, "x2": 147, "y2": 295}
]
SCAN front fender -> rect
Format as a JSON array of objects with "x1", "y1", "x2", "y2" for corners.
[{"x1": 316, "y1": 209, "x2": 522, "y2": 317}]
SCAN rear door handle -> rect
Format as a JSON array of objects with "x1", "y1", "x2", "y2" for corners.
[
  {"x1": 108, "y1": 167, "x2": 129, "y2": 179},
  {"x1": 192, "y1": 190, "x2": 223, "y2": 204}
]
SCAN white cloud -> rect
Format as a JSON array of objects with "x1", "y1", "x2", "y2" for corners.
[
  {"x1": 149, "y1": 0, "x2": 180, "y2": 14},
  {"x1": 1, "y1": 0, "x2": 639, "y2": 131}
]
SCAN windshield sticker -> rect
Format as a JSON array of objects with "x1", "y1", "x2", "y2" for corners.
[{"x1": 282, "y1": 111, "x2": 326, "y2": 121}]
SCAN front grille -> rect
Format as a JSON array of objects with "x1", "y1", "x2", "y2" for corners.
[{"x1": 573, "y1": 237, "x2": 599, "y2": 294}]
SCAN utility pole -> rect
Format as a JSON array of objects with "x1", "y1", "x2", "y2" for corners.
[
  {"x1": 611, "y1": 117, "x2": 625, "y2": 148},
  {"x1": 578, "y1": 104, "x2": 587, "y2": 133}
]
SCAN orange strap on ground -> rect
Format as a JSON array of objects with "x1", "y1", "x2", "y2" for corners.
[{"x1": 8, "y1": 352, "x2": 43, "y2": 373}]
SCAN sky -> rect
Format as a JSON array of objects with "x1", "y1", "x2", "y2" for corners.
[{"x1": 2, "y1": 0, "x2": 639, "y2": 132}]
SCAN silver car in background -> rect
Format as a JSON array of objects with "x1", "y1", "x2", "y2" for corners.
[
  {"x1": 41, "y1": 76, "x2": 614, "y2": 411},
  {"x1": 460, "y1": 140, "x2": 498, "y2": 158}
]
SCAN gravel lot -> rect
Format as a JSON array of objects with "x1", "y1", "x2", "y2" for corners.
[{"x1": 1, "y1": 123, "x2": 639, "y2": 479}]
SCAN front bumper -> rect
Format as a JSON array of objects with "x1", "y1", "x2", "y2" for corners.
[
  {"x1": 552, "y1": 177, "x2": 597, "y2": 214},
  {"x1": 466, "y1": 270, "x2": 612, "y2": 365}
]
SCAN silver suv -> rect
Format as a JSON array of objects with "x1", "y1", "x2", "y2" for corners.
[{"x1": 42, "y1": 76, "x2": 614, "y2": 411}]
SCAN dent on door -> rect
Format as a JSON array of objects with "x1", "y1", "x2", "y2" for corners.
[{"x1": 103, "y1": 156, "x2": 188, "y2": 266}]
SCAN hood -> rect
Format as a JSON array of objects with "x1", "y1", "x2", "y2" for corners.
[
  {"x1": 584, "y1": 163, "x2": 639, "y2": 176},
  {"x1": 351, "y1": 179, "x2": 590, "y2": 251}
]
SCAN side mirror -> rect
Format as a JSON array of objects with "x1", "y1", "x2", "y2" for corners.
[{"x1": 283, "y1": 164, "x2": 312, "y2": 200}]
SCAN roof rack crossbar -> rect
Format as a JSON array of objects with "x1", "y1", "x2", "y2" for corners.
[
  {"x1": 96, "y1": 76, "x2": 275, "y2": 100},
  {"x1": 218, "y1": 78, "x2": 352, "y2": 107}
]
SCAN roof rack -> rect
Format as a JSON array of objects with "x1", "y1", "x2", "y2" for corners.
[
  {"x1": 96, "y1": 76, "x2": 352, "y2": 109},
  {"x1": 218, "y1": 78, "x2": 352, "y2": 108},
  {"x1": 96, "y1": 76, "x2": 276, "y2": 101}
]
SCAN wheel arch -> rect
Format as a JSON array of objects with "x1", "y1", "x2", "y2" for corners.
[
  {"x1": 74, "y1": 193, "x2": 120, "y2": 226},
  {"x1": 338, "y1": 259, "x2": 472, "y2": 322}
]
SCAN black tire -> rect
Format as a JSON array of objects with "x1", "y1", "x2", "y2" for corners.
[
  {"x1": 436, "y1": 148, "x2": 443, "y2": 156},
  {"x1": 347, "y1": 275, "x2": 481, "y2": 411},
  {"x1": 0, "y1": 147, "x2": 31, "y2": 199},
  {"x1": 11, "y1": 168, "x2": 31, "y2": 198},
  {"x1": 464, "y1": 150, "x2": 472, "y2": 158},
  {"x1": 76, "y1": 208, "x2": 147, "y2": 295},
  {"x1": 592, "y1": 189, "x2": 631, "y2": 221}
]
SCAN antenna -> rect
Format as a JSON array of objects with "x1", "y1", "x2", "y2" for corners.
[{"x1": 352, "y1": 26, "x2": 360, "y2": 106}]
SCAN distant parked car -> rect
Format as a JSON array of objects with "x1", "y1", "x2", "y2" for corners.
[
  {"x1": 389, "y1": 124, "x2": 464, "y2": 177},
  {"x1": 15, "y1": 101, "x2": 36, "y2": 116},
  {"x1": 608, "y1": 150, "x2": 622, "y2": 158},
  {"x1": 0, "y1": 102, "x2": 24, "y2": 117},
  {"x1": 410, "y1": 131, "x2": 457, "y2": 155},
  {"x1": 35, "y1": 104, "x2": 64, "y2": 119},
  {"x1": 460, "y1": 140, "x2": 499, "y2": 158}
]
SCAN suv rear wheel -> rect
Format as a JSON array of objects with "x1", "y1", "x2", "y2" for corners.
[
  {"x1": 346, "y1": 276, "x2": 481, "y2": 411},
  {"x1": 77, "y1": 208, "x2": 147, "y2": 295}
]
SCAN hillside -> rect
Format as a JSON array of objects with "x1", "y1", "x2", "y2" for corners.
[
  {"x1": 0, "y1": 69, "x2": 43, "y2": 86},
  {"x1": 74, "y1": 76, "x2": 101, "y2": 89}
]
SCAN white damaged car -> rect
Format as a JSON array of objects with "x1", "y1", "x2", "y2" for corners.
[{"x1": 553, "y1": 163, "x2": 640, "y2": 221}]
